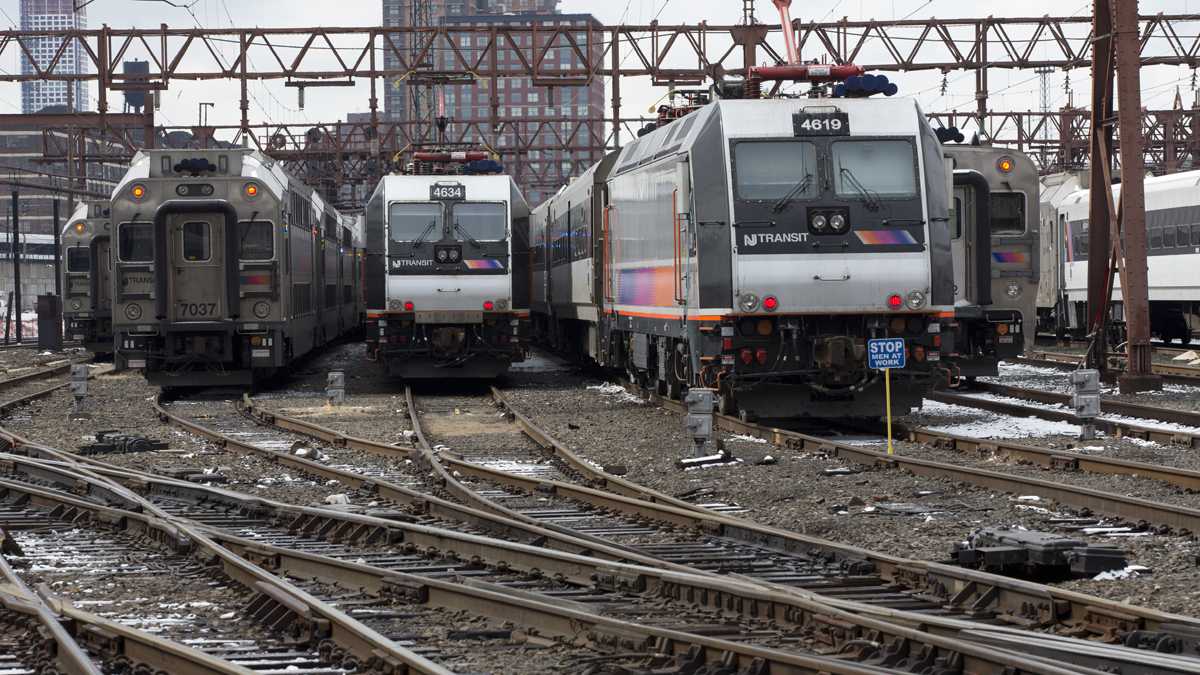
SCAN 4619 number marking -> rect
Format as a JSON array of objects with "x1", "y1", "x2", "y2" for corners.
[{"x1": 178, "y1": 302, "x2": 217, "y2": 317}]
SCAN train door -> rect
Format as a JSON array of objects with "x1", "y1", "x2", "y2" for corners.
[
  {"x1": 94, "y1": 237, "x2": 112, "y2": 313},
  {"x1": 168, "y1": 213, "x2": 225, "y2": 321},
  {"x1": 950, "y1": 186, "x2": 971, "y2": 303}
]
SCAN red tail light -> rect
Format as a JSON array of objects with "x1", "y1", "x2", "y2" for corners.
[
  {"x1": 404, "y1": 301, "x2": 415, "y2": 311},
  {"x1": 914, "y1": 345, "x2": 926, "y2": 362},
  {"x1": 755, "y1": 348, "x2": 769, "y2": 365},
  {"x1": 762, "y1": 295, "x2": 779, "y2": 312},
  {"x1": 933, "y1": 335, "x2": 941, "y2": 348},
  {"x1": 887, "y1": 294, "x2": 903, "y2": 310},
  {"x1": 722, "y1": 337, "x2": 733, "y2": 350},
  {"x1": 483, "y1": 301, "x2": 495, "y2": 311},
  {"x1": 740, "y1": 348, "x2": 754, "y2": 365}
]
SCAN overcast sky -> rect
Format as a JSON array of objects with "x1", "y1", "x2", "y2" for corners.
[{"x1": 1, "y1": 0, "x2": 1198, "y2": 142}]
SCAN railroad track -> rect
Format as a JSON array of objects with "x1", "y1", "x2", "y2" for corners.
[
  {"x1": 928, "y1": 388, "x2": 1200, "y2": 449},
  {"x1": 7, "y1": 379, "x2": 1200, "y2": 672},
  {"x1": 0, "y1": 447, "x2": 1063, "y2": 675},
  {"x1": 224, "y1": 387, "x2": 1200, "y2": 672},
  {"x1": 1020, "y1": 351, "x2": 1200, "y2": 384}
]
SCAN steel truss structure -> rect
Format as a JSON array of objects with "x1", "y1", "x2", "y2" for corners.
[{"x1": 3, "y1": 14, "x2": 1200, "y2": 198}]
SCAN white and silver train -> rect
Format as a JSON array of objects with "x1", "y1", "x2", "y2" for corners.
[
  {"x1": 61, "y1": 201, "x2": 114, "y2": 354},
  {"x1": 364, "y1": 174, "x2": 530, "y2": 378},
  {"x1": 532, "y1": 96, "x2": 962, "y2": 419},
  {"x1": 1055, "y1": 171, "x2": 1200, "y2": 344}
]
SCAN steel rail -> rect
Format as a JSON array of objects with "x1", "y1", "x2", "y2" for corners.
[
  {"x1": 248, "y1": 389, "x2": 1200, "y2": 655},
  {"x1": 1020, "y1": 351, "x2": 1200, "y2": 384},
  {"x1": 0, "y1": 360, "x2": 75, "y2": 391},
  {"x1": 928, "y1": 389, "x2": 1200, "y2": 449},
  {"x1": 0, "y1": 451, "x2": 1132, "y2": 675},
  {"x1": 0, "y1": 536, "x2": 101, "y2": 675},
  {"x1": 970, "y1": 380, "x2": 1200, "y2": 429}
]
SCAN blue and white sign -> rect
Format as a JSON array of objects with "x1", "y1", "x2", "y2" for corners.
[{"x1": 867, "y1": 338, "x2": 906, "y2": 370}]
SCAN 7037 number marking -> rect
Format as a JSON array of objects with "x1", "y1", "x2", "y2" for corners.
[{"x1": 178, "y1": 302, "x2": 217, "y2": 317}]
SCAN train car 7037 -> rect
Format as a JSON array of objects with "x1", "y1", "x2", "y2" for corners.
[{"x1": 110, "y1": 149, "x2": 360, "y2": 386}]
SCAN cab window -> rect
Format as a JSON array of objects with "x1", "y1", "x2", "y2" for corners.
[
  {"x1": 991, "y1": 192, "x2": 1026, "y2": 236},
  {"x1": 182, "y1": 221, "x2": 211, "y2": 261},
  {"x1": 66, "y1": 247, "x2": 90, "y2": 272},
  {"x1": 831, "y1": 139, "x2": 917, "y2": 198},
  {"x1": 733, "y1": 141, "x2": 818, "y2": 201},
  {"x1": 118, "y1": 222, "x2": 153, "y2": 262},
  {"x1": 238, "y1": 220, "x2": 274, "y2": 260}
]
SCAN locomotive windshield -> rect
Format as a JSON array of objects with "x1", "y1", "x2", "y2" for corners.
[
  {"x1": 452, "y1": 202, "x2": 507, "y2": 241},
  {"x1": 118, "y1": 222, "x2": 153, "y2": 262},
  {"x1": 238, "y1": 220, "x2": 274, "y2": 260},
  {"x1": 990, "y1": 192, "x2": 1026, "y2": 235},
  {"x1": 733, "y1": 141, "x2": 818, "y2": 200},
  {"x1": 66, "y1": 246, "x2": 90, "y2": 272},
  {"x1": 389, "y1": 203, "x2": 442, "y2": 242},
  {"x1": 832, "y1": 140, "x2": 917, "y2": 199}
]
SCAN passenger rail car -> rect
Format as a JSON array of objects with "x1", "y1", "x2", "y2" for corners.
[
  {"x1": 364, "y1": 175, "x2": 530, "y2": 378},
  {"x1": 110, "y1": 149, "x2": 363, "y2": 387},
  {"x1": 1060, "y1": 171, "x2": 1200, "y2": 345},
  {"x1": 533, "y1": 98, "x2": 955, "y2": 419},
  {"x1": 61, "y1": 201, "x2": 114, "y2": 355},
  {"x1": 943, "y1": 145, "x2": 1039, "y2": 375}
]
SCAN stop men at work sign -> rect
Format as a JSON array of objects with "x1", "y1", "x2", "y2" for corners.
[{"x1": 867, "y1": 338, "x2": 906, "y2": 370}]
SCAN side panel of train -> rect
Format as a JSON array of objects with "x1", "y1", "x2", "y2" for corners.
[
  {"x1": 365, "y1": 175, "x2": 529, "y2": 379},
  {"x1": 110, "y1": 149, "x2": 363, "y2": 386},
  {"x1": 1059, "y1": 173, "x2": 1200, "y2": 345},
  {"x1": 533, "y1": 99, "x2": 953, "y2": 419},
  {"x1": 61, "y1": 202, "x2": 115, "y2": 354}
]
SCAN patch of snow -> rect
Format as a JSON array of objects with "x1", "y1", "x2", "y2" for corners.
[
  {"x1": 1092, "y1": 565, "x2": 1152, "y2": 581},
  {"x1": 586, "y1": 382, "x2": 646, "y2": 405},
  {"x1": 920, "y1": 399, "x2": 1080, "y2": 438},
  {"x1": 1017, "y1": 495, "x2": 1041, "y2": 502},
  {"x1": 729, "y1": 434, "x2": 767, "y2": 444}
]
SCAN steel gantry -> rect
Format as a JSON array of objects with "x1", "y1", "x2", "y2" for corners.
[{"x1": 3, "y1": 14, "x2": 1200, "y2": 198}]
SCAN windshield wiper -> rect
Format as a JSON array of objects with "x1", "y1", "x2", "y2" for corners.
[
  {"x1": 410, "y1": 220, "x2": 438, "y2": 249},
  {"x1": 453, "y1": 221, "x2": 482, "y2": 248},
  {"x1": 770, "y1": 173, "x2": 814, "y2": 213},
  {"x1": 838, "y1": 167, "x2": 881, "y2": 212}
]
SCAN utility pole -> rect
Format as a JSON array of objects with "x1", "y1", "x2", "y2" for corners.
[
  {"x1": 1114, "y1": 0, "x2": 1161, "y2": 393},
  {"x1": 52, "y1": 197, "x2": 61, "y2": 297},
  {"x1": 1036, "y1": 66, "x2": 1054, "y2": 141},
  {"x1": 1086, "y1": 0, "x2": 1115, "y2": 377},
  {"x1": 11, "y1": 190, "x2": 21, "y2": 343}
]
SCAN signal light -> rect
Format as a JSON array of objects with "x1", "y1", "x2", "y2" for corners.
[
  {"x1": 762, "y1": 296, "x2": 779, "y2": 312},
  {"x1": 72, "y1": 222, "x2": 86, "y2": 234},
  {"x1": 722, "y1": 337, "x2": 733, "y2": 350},
  {"x1": 996, "y1": 323, "x2": 1010, "y2": 335},
  {"x1": 483, "y1": 300, "x2": 495, "y2": 311},
  {"x1": 933, "y1": 335, "x2": 942, "y2": 348},
  {"x1": 403, "y1": 301, "x2": 415, "y2": 311},
  {"x1": 740, "y1": 348, "x2": 754, "y2": 365},
  {"x1": 997, "y1": 157, "x2": 1014, "y2": 174},
  {"x1": 244, "y1": 182, "x2": 259, "y2": 198},
  {"x1": 755, "y1": 348, "x2": 769, "y2": 365},
  {"x1": 131, "y1": 184, "x2": 146, "y2": 200},
  {"x1": 887, "y1": 294, "x2": 904, "y2": 310}
]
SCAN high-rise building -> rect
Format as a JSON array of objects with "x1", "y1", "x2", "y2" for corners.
[{"x1": 19, "y1": 0, "x2": 89, "y2": 113}]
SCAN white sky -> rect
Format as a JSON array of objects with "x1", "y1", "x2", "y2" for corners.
[{"x1": 1, "y1": 1, "x2": 1198, "y2": 143}]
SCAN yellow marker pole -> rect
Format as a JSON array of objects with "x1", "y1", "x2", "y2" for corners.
[{"x1": 885, "y1": 367, "x2": 894, "y2": 455}]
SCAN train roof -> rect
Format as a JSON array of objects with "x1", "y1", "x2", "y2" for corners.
[
  {"x1": 372, "y1": 173, "x2": 530, "y2": 219},
  {"x1": 112, "y1": 148, "x2": 293, "y2": 203},
  {"x1": 60, "y1": 201, "x2": 108, "y2": 238},
  {"x1": 612, "y1": 97, "x2": 931, "y2": 177},
  {"x1": 1059, "y1": 169, "x2": 1200, "y2": 219}
]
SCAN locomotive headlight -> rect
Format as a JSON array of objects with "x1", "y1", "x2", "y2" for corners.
[
  {"x1": 252, "y1": 301, "x2": 271, "y2": 319},
  {"x1": 810, "y1": 213, "x2": 828, "y2": 232},
  {"x1": 906, "y1": 290, "x2": 926, "y2": 309},
  {"x1": 496, "y1": 298, "x2": 509, "y2": 310},
  {"x1": 72, "y1": 221, "x2": 87, "y2": 235},
  {"x1": 388, "y1": 299, "x2": 403, "y2": 310},
  {"x1": 448, "y1": 248, "x2": 461, "y2": 262},
  {"x1": 124, "y1": 303, "x2": 142, "y2": 320},
  {"x1": 244, "y1": 182, "x2": 260, "y2": 199},
  {"x1": 71, "y1": 300, "x2": 82, "y2": 311},
  {"x1": 130, "y1": 184, "x2": 146, "y2": 200},
  {"x1": 738, "y1": 293, "x2": 760, "y2": 312},
  {"x1": 829, "y1": 213, "x2": 847, "y2": 233},
  {"x1": 1005, "y1": 281, "x2": 1022, "y2": 298},
  {"x1": 436, "y1": 248, "x2": 449, "y2": 262}
]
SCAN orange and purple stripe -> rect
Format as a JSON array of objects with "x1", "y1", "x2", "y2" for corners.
[
  {"x1": 856, "y1": 230, "x2": 918, "y2": 245},
  {"x1": 992, "y1": 251, "x2": 1027, "y2": 264},
  {"x1": 464, "y1": 259, "x2": 505, "y2": 270},
  {"x1": 616, "y1": 265, "x2": 675, "y2": 307},
  {"x1": 240, "y1": 273, "x2": 272, "y2": 285}
]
